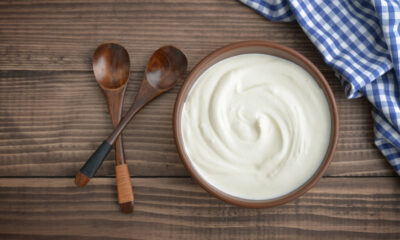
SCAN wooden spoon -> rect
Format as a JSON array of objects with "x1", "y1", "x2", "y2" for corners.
[
  {"x1": 75, "y1": 45, "x2": 188, "y2": 191},
  {"x1": 75, "y1": 43, "x2": 135, "y2": 213}
]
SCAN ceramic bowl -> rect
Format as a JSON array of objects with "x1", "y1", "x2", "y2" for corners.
[{"x1": 173, "y1": 41, "x2": 339, "y2": 208}]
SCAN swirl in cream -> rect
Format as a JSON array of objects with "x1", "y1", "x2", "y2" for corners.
[{"x1": 181, "y1": 54, "x2": 331, "y2": 200}]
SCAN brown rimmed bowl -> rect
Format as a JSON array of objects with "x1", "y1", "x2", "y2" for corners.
[{"x1": 173, "y1": 41, "x2": 339, "y2": 208}]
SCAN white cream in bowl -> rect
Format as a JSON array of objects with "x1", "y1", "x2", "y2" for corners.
[{"x1": 181, "y1": 54, "x2": 331, "y2": 200}]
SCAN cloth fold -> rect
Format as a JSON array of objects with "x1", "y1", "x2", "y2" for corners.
[{"x1": 239, "y1": 0, "x2": 400, "y2": 174}]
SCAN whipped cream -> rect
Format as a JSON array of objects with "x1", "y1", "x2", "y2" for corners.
[{"x1": 181, "y1": 54, "x2": 331, "y2": 200}]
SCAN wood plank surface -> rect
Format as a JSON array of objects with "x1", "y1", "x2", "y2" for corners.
[
  {"x1": 1, "y1": 0, "x2": 399, "y2": 239},
  {"x1": 0, "y1": 0, "x2": 394, "y2": 177},
  {"x1": 0, "y1": 0, "x2": 328, "y2": 72},
  {"x1": 0, "y1": 70, "x2": 395, "y2": 177},
  {"x1": 0, "y1": 177, "x2": 399, "y2": 240}
]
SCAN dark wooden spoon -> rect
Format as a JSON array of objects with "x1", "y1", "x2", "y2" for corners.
[
  {"x1": 75, "y1": 45, "x2": 188, "y2": 191},
  {"x1": 77, "y1": 43, "x2": 135, "y2": 213}
]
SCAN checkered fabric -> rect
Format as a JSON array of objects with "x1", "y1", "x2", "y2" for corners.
[{"x1": 239, "y1": 0, "x2": 400, "y2": 174}]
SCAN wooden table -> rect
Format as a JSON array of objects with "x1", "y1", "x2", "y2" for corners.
[{"x1": 1, "y1": 1, "x2": 399, "y2": 239}]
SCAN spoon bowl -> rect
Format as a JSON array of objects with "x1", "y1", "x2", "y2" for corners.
[
  {"x1": 146, "y1": 46, "x2": 187, "y2": 90},
  {"x1": 92, "y1": 43, "x2": 130, "y2": 90}
]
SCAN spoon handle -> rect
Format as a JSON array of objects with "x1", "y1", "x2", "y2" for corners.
[
  {"x1": 110, "y1": 96, "x2": 134, "y2": 213},
  {"x1": 75, "y1": 80, "x2": 158, "y2": 188},
  {"x1": 75, "y1": 104, "x2": 144, "y2": 186},
  {"x1": 76, "y1": 141, "x2": 113, "y2": 180},
  {"x1": 107, "y1": 80, "x2": 158, "y2": 144}
]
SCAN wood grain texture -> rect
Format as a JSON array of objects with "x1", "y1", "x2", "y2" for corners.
[
  {"x1": 1, "y1": 0, "x2": 399, "y2": 238},
  {"x1": 0, "y1": 177, "x2": 399, "y2": 240},
  {"x1": 0, "y1": 0, "x2": 328, "y2": 72},
  {"x1": 0, "y1": 0, "x2": 394, "y2": 177},
  {"x1": 0, "y1": 70, "x2": 395, "y2": 176}
]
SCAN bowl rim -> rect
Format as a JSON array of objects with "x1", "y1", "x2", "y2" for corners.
[{"x1": 173, "y1": 40, "x2": 339, "y2": 208}]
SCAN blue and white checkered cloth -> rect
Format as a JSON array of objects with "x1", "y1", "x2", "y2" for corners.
[{"x1": 239, "y1": 0, "x2": 400, "y2": 175}]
